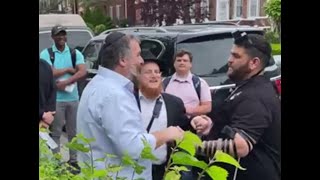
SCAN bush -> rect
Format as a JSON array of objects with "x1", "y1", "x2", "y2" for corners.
[
  {"x1": 94, "y1": 24, "x2": 107, "y2": 35},
  {"x1": 119, "y1": 19, "x2": 129, "y2": 27},
  {"x1": 81, "y1": 7, "x2": 115, "y2": 35},
  {"x1": 40, "y1": 129, "x2": 244, "y2": 180},
  {"x1": 271, "y1": 43, "x2": 281, "y2": 55},
  {"x1": 265, "y1": 30, "x2": 280, "y2": 44},
  {"x1": 86, "y1": 23, "x2": 95, "y2": 32}
]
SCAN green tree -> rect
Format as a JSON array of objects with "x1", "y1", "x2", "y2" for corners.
[
  {"x1": 82, "y1": 6, "x2": 115, "y2": 35},
  {"x1": 80, "y1": 0, "x2": 110, "y2": 9},
  {"x1": 264, "y1": 0, "x2": 281, "y2": 41}
]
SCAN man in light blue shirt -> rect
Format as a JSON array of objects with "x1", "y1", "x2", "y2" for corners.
[
  {"x1": 77, "y1": 32, "x2": 184, "y2": 179},
  {"x1": 40, "y1": 25, "x2": 87, "y2": 171}
]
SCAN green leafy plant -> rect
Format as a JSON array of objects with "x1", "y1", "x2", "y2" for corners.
[
  {"x1": 94, "y1": 24, "x2": 107, "y2": 35},
  {"x1": 271, "y1": 43, "x2": 281, "y2": 55},
  {"x1": 39, "y1": 128, "x2": 77, "y2": 180},
  {"x1": 265, "y1": 30, "x2": 280, "y2": 44},
  {"x1": 264, "y1": 0, "x2": 281, "y2": 41},
  {"x1": 40, "y1": 129, "x2": 244, "y2": 180},
  {"x1": 163, "y1": 131, "x2": 245, "y2": 180},
  {"x1": 81, "y1": 7, "x2": 115, "y2": 35}
]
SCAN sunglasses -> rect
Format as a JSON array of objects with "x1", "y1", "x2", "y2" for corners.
[{"x1": 231, "y1": 30, "x2": 270, "y2": 59}]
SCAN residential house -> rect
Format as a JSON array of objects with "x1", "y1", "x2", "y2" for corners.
[
  {"x1": 212, "y1": 0, "x2": 268, "y2": 21},
  {"x1": 102, "y1": 0, "x2": 269, "y2": 26},
  {"x1": 101, "y1": 0, "x2": 129, "y2": 25}
]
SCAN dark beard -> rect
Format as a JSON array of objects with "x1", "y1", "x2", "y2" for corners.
[
  {"x1": 139, "y1": 82, "x2": 163, "y2": 99},
  {"x1": 228, "y1": 62, "x2": 251, "y2": 83}
]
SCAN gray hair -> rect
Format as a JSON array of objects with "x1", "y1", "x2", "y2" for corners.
[{"x1": 99, "y1": 34, "x2": 140, "y2": 69}]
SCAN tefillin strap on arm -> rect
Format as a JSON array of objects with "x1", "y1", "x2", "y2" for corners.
[{"x1": 196, "y1": 125, "x2": 256, "y2": 159}]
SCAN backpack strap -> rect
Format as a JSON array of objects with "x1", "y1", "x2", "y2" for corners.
[
  {"x1": 47, "y1": 48, "x2": 55, "y2": 66},
  {"x1": 70, "y1": 48, "x2": 77, "y2": 68},
  {"x1": 162, "y1": 76, "x2": 172, "y2": 91},
  {"x1": 192, "y1": 75, "x2": 201, "y2": 100}
]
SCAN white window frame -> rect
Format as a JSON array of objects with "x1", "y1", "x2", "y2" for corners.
[
  {"x1": 109, "y1": 6, "x2": 113, "y2": 19},
  {"x1": 247, "y1": 0, "x2": 260, "y2": 17},
  {"x1": 216, "y1": 0, "x2": 230, "y2": 21},
  {"x1": 233, "y1": 0, "x2": 242, "y2": 19},
  {"x1": 116, "y1": 5, "x2": 121, "y2": 19}
]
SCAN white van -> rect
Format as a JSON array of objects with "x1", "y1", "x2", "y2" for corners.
[{"x1": 39, "y1": 14, "x2": 94, "y2": 53}]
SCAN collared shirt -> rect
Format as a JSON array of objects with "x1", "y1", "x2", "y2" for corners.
[
  {"x1": 165, "y1": 72, "x2": 212, "y2": 109},
  {"x1": 77, "y1": 66, "x2": 156, "y2": 179},
  {"x1": 40, "y1": 44, "x2": 85, "y2": 102},
  {"x1": 139, "y1": 91, "x2": 167, "y2": 165}
]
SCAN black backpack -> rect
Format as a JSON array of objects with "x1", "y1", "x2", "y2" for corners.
[
  {"x1": 47, "y1": 47, "x2": 88, "y2": 96},
  {"x1": 163, "y1": 75, "x2": 201, "y2": 100},
  {"x1": 47, "y1": 47, "x2": 77, "y2": 67}
]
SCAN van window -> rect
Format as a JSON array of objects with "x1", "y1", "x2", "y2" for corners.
[{"x1": 39, "y1": 31, "x2": 92, "y2": 53}]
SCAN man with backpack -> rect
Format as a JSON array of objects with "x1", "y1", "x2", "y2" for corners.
[
  {"x1": 39, "y1": 25, "x2": 86, "y2": 173},
  {"x1": 163, "y1": 49, "x2": 212, "y2": 117}
]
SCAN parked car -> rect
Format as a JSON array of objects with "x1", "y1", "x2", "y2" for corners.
[
  {"x1": 81, "y1": 25, "x2": 281, "y2": 117},
  {"x1": 198, "y1": 17, "x2": 271, "y2": 31},
  {"x1": 273, "y1": 55, "x2": 281, "y2": 69},
  {"x1": 39, "y1": 14, "x2": 94, "y2": 53}
]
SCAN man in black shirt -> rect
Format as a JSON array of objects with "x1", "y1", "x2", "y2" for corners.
[
  {"x1": 39, "y1": 58, "x2": 56, "y2": 128},
  {"x1": 196, "y1": 32, "x2": 281, "y2": 180}
]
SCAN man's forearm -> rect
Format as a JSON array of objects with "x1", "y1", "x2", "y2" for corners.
[
  {"x1": 191, "y1": 104, "x2": 212, "y2": 116},
  {"x1": 53, "y1": 68, "x2": 69, "y2": 78},
  {"x1": 65, "y1": 70, "x2": 87, "y2": 85}
]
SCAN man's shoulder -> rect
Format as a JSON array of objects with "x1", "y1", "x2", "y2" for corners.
[
  {"x1": 93, "y1": 76, "x2": 129, "y2": 96},
  {"x1": 162, "y1": 92, "x2": 183, "y2": 104},
  {"x1": 244, "y1": 77, "x2": 277, "y2": 101},
  {"x1": 197, "y1": 76, "x2": 209, "y2": 86},
  {"x1": 39, "y1": 48, "x2": 50, "y2": 58}
]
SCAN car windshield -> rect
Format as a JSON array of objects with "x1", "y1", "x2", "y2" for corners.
[
  {"x1": 39, "y1": 31, "x2": 92, "y2": 53},
  {"x1": 177, "y1": 34, "x2": 233, "y2": 76}
]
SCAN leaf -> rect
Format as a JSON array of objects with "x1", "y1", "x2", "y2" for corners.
[
  {"x1": 133, "y1": 163, "x2": 146, "y2": 175},
  {"x1": 116, "y1": 177, "x2": 127, "y2": 180},
  {"x1": 65, "y1": 141, "x2": 90, "y2": 153},
  {"x1": 205, "y1": 165, "x2": 228, "y2": 180},
  {"x1": 164, "y1": 171, "x2": 181, "y2": 180},
  {"x1": 53, "y1": 153, "x2": 62, "y2": 160},
  {"x1": 92, "y1": 169, "x2": 108, "y2": 178},
  {"x1": 76, "y1": 133, "x2": 95, "y2": 144},
  {"x1": 214, "y1": 150, "x2": 245, "y2": 170},
  {"x1": 121, "y1": 152, "x2": 135, "y2": 166},
  {"x1": 94, "y1": 157, "x2": 105, "y2": 162},
  {"x1": 107, "y1": 165, "x2": 123, "y2": 173},
  {"x1": 134, "y1": 178, "x2": 145, "y2": 180},
  {"x1": 177, "y1": 131, "x2": 202, "y2": 156},
  {"x1": 141, "y1": 139, "x2": 158, "y2": 161},
  {"x1": 81, "y1": 167, "x2": 93, "y2": 177},
  {"x1": 39, "y1": 128, "x2": 49, "y2": 132},
  {"x1": 105, "y1": 153, "x2": 117, "y2": 159},
  {"x1": 172, "y1": 152, "x2": 207, "y2": 170},
  {"x1": 170, "y1": 165, "x2": 190, "y2": 172},
  {"x1": 82, "y1": 161, "x2": 91, "y2": 169}
]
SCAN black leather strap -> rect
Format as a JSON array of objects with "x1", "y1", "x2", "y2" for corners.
[{"x1": 146, "y1": 97, "x2": 163, "y2": 133}]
